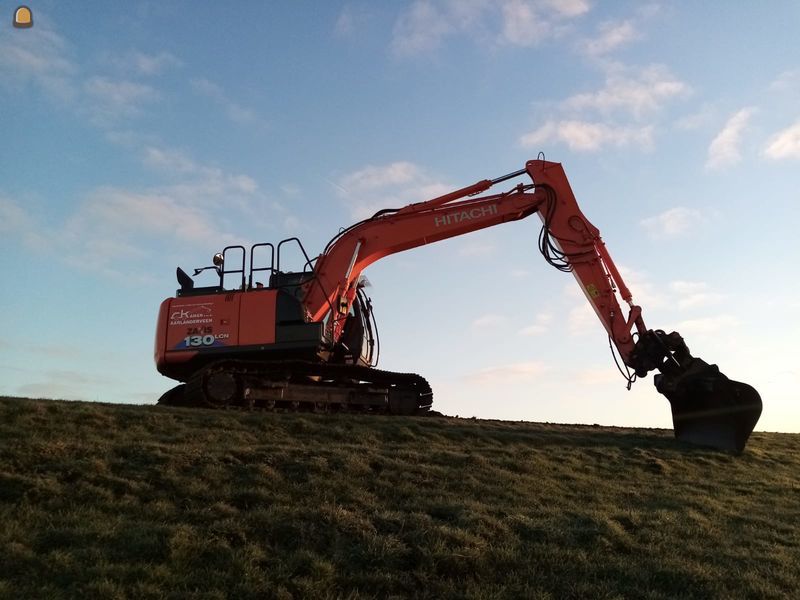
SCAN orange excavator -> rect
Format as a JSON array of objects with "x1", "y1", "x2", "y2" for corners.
[{"x1": 154, "y1": 159, "x2": 762, "y2": 452}]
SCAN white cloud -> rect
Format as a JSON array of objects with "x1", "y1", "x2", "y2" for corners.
[
  {"x1": 131, "y1": 51, "x2": 182, "y2": 75},
  {"x1": 72, "y1": 188, "x2": 227, "y2": 245},
  {"x1": 520, "y1": 64, "x2": 688, "y2": 154},
  {"x1": 0, "y1": 25, "x2": 181, "y2": 130},
  {"x1": 669, "y1": 281, "x2": 708, "y2": 296},
  {"x1": 675, "y1": 315, "x2": 740, "y2": 335},
  {"x1": 0, "y1": 195, "x2": 47, "y2": 248},
  {"x1": 674, "y1": 106, "x2": 715, "y2": 131},
  {"x1": 0, "y1": 144, "x2": 273, "y2": 281},
  {"x1": 519, "y1": 313, "x2": 552, "y2": 336},
  {"x1": 84, "y1": 76, "x2": 159, "y2": 121},
  {"x1": 669, "y1": 281, "x2": 725, "y2": 310},
  {"x1": 281, "y1": 184, "x2": 301, "y2": 197},
  {"x1": 520, "y1": 120, "x2": 653, "y2": 152},
  {"x1": 142, "y1": 145, "x2": 259, "y2": 195},
  {"x1": 564, "y1": 66, "x2": 690, "y2": 118},
  {"x1": 335, "y1": 161, "x2": 451, "y2": 219},
  {"x1": 769, "y1": 69, "x2": 800, "y2": 92},
  {"x1": 283, "y1": 215, "x2": 301, "y2": 232},
  {"x1": 583, "y1": 20, "x2": 639, "y2": 56},
  {"x1": 0, "y1": 195, "x2": 34, "y2": 233},
  {"x1": 499, "y1": 0, "x2": 590, "y2": 46},
  {"x1": 109, "y1": 50, "x2": 182, "y2": 76},
  {"x1": 391, "y1": 0, "x2": 589, "y2": 56},
  {"x1": 191, "y1": 78, "x2": 264, "y2": 127},
  {"x1": 614, "y1": 265, "x2": 665, "y2": 310},
  {"x1": 472, "y1": 313, "x2": 507, "y2": 328},
  {"x1": 500, "y1": 0, "x2": 549, "y2": 47},
  {"x1": 467, "y1": 360, "x2": 550, "y2": 384},
  {"x1": 16, "y1": 369, "x2": 112, "y2": 401},
  {"x1": 541, "y1": 0, "x2": 590, "y2": 18},
  {"x1": 391, "y1": 1, "x2": 455, "y2": 56},
  {"x1": 458, "y1": 241, "x2": 496, "y2": 257},
  {"x1": 335, "y1": 7, "x2": 356, "y2": 36},
  {"x1": 576, "y1": 367, "x2": 621, "y2": 385},
  {"x1": 143, "y1": 146, "x2": 199, "y2": 174},
  {"x1": 335, "y1": 4, "x2": 374, "y2": 37},
  {"x1": 0, "y1": 25, "x2": 76, "y2": 101},
  {"x1": 640, "y1": 207, "x2": 704, "y2": 239},
  {"x1": 57, "y1": 183, "x2": 242, "y2": 279},
  {"x1": 339, "y1": 162, "x2": 421, "y2": 192},
  {"x1": 191, "y1": 78, "x2": 225, "y2": 100},
  {"x1": 228, "y1": 174, "x2": 259, "y2": 194},
  {"x1": 764, "y1": 121, "x2": 800, "y2": 160},
  {"x1": 568, "y1": 302, "x2": 598, "y2": 336},
  {"x1": 706, "y1": 108, "x2": 754, "y2": 170},
  {"x1": 226, "y1": 104, "x2": 260, "y2": 126}
]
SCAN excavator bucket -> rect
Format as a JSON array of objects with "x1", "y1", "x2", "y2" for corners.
[
  {"x1": 655, "y1": 361, "x2": 762, "y2": 453},
  {"x1": 629, "y1": 331, "x2": 762, "y2": 452}
]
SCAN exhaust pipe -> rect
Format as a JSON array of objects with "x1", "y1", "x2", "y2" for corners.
[{"x1": 631, "y1": 331, "x2": 762, "y2": 453}]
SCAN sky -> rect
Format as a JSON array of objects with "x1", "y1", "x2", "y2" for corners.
[{"x1": 1, "y1": 1, "x2": 798, "y2": 432}]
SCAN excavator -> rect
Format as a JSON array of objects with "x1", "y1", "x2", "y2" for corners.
[{"x1": 154, "y1": 159, "x2": 762, "y2": 452}]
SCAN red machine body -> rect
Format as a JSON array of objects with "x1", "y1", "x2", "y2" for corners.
[{"x1": 155, "y1": 292, "x2": 275, "y2": 371}]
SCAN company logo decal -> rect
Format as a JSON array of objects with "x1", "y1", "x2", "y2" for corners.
[
  {"x1": 434, "y1": 204, "x2": 498, "y2": 227},
  {"x1": 169, "y1": 303, "x2": 213, "y2": 326}
]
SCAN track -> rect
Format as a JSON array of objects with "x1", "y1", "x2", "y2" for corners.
[{"x1": 157, "y1": 359, "x2": 433, "y2": 416}]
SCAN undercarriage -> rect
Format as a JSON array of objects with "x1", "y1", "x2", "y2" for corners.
[{"x1": 157, "y1": 359, "x2": 433, "y2": 416}]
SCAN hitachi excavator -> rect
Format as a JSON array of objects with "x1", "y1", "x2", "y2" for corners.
[{"x1": 154, "y1": 159, "x2": 762, "y2": 452}]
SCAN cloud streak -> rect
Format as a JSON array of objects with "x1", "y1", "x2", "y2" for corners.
[
  {"x1": 675, "y1": 315, "x2": 740, "y2": 335},
  {"x1": 640, "y1": 207, "x2": 704, "y2": 239},
  {"x1": 130, "y1": 51, "x2": 182, "y2": 75},
  {"x1": 582, "y1": 20, "x2": 640, "y2": 56},
  {"x1": 335, "y1": 161, "x2": 451, "y2": 219},
  {"x1": 669, "y1": 281, "x2": 725, "y2": 309},
  {"x1": 84, "y1": 76, "x2": 160, "y2": 122},
  {"x1": 521, "y1": 120, "x2": 653, "y2": 152},
  {"x1": 518, "y1": 313, "x2": 552, "y2": 336},
  {"x1": 466, "y1": 360, "x2": 550, "y2": 384},
  {"x1": 472, "y1": 313, "x2": 507, "y2": 329},
  {"x1": 0, "y1": 24, "x2": 76, "y2": 101},
  {"x1": 706, "y1": 108, "x2": 755, "y2": 169},
  {"x1": 519, "y1": 65, "x2": 688, "y2": 153},
  {"x1": 564, "y1": 66, "x2": 690, "y2": 118},
  {"x1": 391, "y1": 0, "x2": 590, "y2": 56},
  {"x1": 191, "y1": 77, "x2": 264, "y2": 127},
  {"x1": 764, "y1": 121, "x2": 800, "y2": 160},
  {"x1": 0, "y1": 144, "x2": 272, "y2": 281}
]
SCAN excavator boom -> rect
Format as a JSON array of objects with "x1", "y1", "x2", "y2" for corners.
[{"x1": 301, "y1": 158, "x2": 762, "y2": 451}]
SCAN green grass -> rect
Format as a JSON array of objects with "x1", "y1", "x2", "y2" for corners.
[{"x1": 0, "y1": 396, "x2": 798, "y2": 599}]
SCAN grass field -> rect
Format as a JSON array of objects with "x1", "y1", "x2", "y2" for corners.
[{"x1": 1, "y1": 396, "x2": 798, "y2": 599}]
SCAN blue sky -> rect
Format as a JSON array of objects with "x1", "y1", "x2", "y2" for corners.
[{"x1": 1, "y1": 1, "x2": 798, "y2": 432}]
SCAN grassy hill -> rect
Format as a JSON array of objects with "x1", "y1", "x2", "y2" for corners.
[{"x1": 1, "y1": 396, "x2": 798, "y2": 599}]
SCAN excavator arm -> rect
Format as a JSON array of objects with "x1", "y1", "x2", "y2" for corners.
[
  {"x1": 305, "y1": 160, "x2": 644, "y2": 362},
  {"x1": 304, "y1": 159, "x2": 762, "y2": 452}
]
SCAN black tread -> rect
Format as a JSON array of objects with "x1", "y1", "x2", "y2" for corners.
[{"x1": 160, "y1": 359, "x2": 433, "y2": 414}]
